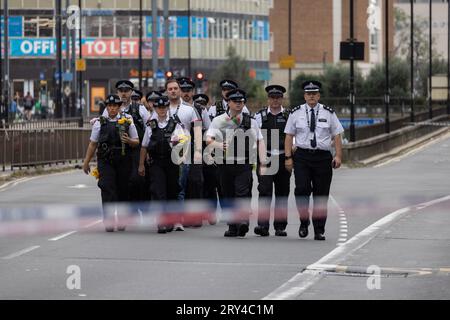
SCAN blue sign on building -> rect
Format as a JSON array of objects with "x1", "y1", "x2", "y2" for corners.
[
  {"x1": 0, "y1": 16, "x2": 23, "y2": 37},
  {"x1": 339, "y1": 118, "x2": 384, "y2": 129}
]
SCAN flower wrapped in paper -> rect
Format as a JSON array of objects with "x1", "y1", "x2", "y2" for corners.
[
  {"x1": 117, "y1": 115, "x2": 132, "y2": 155},
  {"x1": 91, "y1": 167, "x2": 100, "y2": 180}
]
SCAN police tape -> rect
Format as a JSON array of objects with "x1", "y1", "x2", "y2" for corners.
[{"x1": 0, "y1": 199, "x2": 294, "y2": 236}]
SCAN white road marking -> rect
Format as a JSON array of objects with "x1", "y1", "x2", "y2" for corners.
[
  {"x1": 0, "y1": 170, "x2": 78, "y2": 192},
  {"x1": 2, "y1": 246, "x2": 40, "y2": 260},
  {"x1": 83, "y1": 219, "x2": 102, "y2": 228},
  {"x1": 263, "y1": 194, "x2": 450, "y2": 300},
  {"x1": 330, "y1": 195, "x2": 349, "y2": 246},
  {"x1": 48, "y1": 231, "x2": 77, "y2": 241},
  {"x1": 67, "y1": 184, "x2": 88, "y2": 189}
]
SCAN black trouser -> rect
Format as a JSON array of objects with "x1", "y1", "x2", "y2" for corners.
[
  {"x1": 149, "y1": 157, "x2": 180, "y2": 228},
  {"x1": 257, "y1": 154, "x2": 291, "y2": 231},
  {"x1": 203, "y1": 164, "x2": 224, "y2": 209},
  {"x1": 186, "y1": 164, "x2": 204, "y2": 199},
  {"x1": 129, "y1": 147, "x2": 148, "y2": 202},
  {"x1": 97, "y1": 153, "x2": 132, "y2": 223},
  {"x1": 293, "y1": 148, "x2": 333, "y2": 234},
  {"x1": 218, "y1": 164, "x2": 253, "y2": 227}
]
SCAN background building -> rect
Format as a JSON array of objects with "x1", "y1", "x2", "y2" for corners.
[
  {"x1": 1, "y1": 0, "x2": 271, "y2": 116},
  {"x1": 269, "y1": 0, "x2": 395, "y2": 92}
]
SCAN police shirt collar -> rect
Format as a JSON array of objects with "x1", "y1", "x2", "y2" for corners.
[
  {"x1": 268, "y1": 106, "x2": 284, "y2": 115},
  {"x1": 306, "y1": 103, "x2": 319, "y2": 110}
]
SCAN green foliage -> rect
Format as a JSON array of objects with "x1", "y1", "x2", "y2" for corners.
[
  {"x1": 361, "y1": 57, "x2": 410, "y2": 97},
  {"x1": 208, "y1": 46, "x2": 265, "y2": 106}
]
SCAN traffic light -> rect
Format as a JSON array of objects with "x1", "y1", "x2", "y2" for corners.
[
  {"x1": 165, "y1": 70, "x2": 173, "y2": 79},
  {"x1": 195, "y1": 72, "x2": 205, "y2": 93},
  {"x1": 196, "y1": 72, "x2": 204, "y2": 81}
]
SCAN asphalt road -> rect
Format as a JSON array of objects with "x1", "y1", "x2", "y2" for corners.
[{"x1": 0, "y1": 132, "x2": 449, "y2": 300}]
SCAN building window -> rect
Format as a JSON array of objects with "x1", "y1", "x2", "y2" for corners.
[
  {"x1": 85, "y1": 16, "x2": 100, "y2": 37},
  {"x1": 39, "y1": 17, "x2": 54, "y2": 37},
  {"x1": 24, "y1": 16, "x2": 38, "y2": 37},
  {"x1": 370, "y1": 31, "x2": 378, "y2": 50},
  {"x1": 246, "y1": 20, "x2": 253, "y2": 40},
  {"x1": 116, "y1": 16, "x2": 130, "y2": 37},
  {"x1": 130, "y1": 16, "x2": 141, "y2": 38},
  {"x1": 101, "y1": 16, "x2": 114, "y2": 37},
  {"x1": 231, "y1": 19, "x2": 239, "y2": 39}
]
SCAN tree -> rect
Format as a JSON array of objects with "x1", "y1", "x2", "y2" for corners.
[
  {"x1": 361, "y1": 57, "x2": 410, "y2": 97},
  {"x1": 208, "y1": 46, "x2": 265, "y2": 108}
]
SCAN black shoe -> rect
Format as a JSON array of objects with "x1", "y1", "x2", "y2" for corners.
[
  {"x1": 117, "y1": 225, "x2": 126, "y2": 232},
  {"x1": 166, "y1": 225, "x2": 174, "y2": 232},
  {"x1": 275, "y1": 229, "x2": 287, "y2": 237},
  {"x1": 314, "y1": 233, "x2": 326, "y2": 241},
  {"x1": 105, "y1": 226, "x2": 114, "y2": 232},
  {"x1": 237, "y1": 223, "x2": 249, "y2": 237},
  {"x1": 299, "y1": 224, "x2": 309, "y2": 238},
  {"x1": 224, "y1": 225, "x2": 238, "y2": 237},
  {"x1": 157, "y1": 226, "x2": 167, "y2": 234},
  {"x1": 254, "y1": 225, "x2": 269, "y2": 237}
]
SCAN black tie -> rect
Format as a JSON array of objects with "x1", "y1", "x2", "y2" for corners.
[{"x1": 310, "y1": 108, "x2": 317, "y2": 148}]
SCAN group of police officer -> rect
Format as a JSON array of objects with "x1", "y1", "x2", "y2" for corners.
[{"x1": 82, "y1": 76, "x2": 344, "y2": 240}]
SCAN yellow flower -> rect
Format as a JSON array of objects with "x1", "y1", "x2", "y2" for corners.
[
  {"x1": 178, "y1": 134, "x2": 190, "y2": 144},
  {"x1": 117, "y1": 117, "x2": 126, "y2": 125},
  {"x1": 126, "y1": 118, "x2": 132, "y2": 124},
  {"x1": 91, "y1": 167, "x2": 100, "y2": 180}
]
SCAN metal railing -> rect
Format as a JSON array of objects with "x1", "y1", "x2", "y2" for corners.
[
  {"x1": 1, "y1": 127, "x2": 91, "y2": 171},
  {"x1": 2, "y1": 117, "x2": 91, "y2": 130}
]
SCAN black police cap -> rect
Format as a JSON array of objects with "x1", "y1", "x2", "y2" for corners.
[
  {"x1": 220, "y1": 79, "x2": 238, "y2": 90},
  {"x1": 105, "y1": 94, "x2": 122, "y2": 105},
  {"x1": 115, "y1": 80, "x2": 134, "y2": 90},
  {"x1": 153, "y1": 96, "x2": 170, "y2": 107},
  {"x1": 265, "y1": 85, "x2": 286, "y2": 98},
  {"x1": 146, "y1": 90, "x2": 162, "y2": 102},
  {"x1": 302, "y1": 80, "x2": 322, "y2": 92},
  {"x1": 193, "y1": 94, "x2": 209, "y2": 105},
  {"x1": 226, "y1": 89, "x2": 246, "y2": 102},
  {"x1": 177, "y1": 77, "x2": 195, "y2": 89},
  {"x1": 131, "y1": 89, "x2": 143, "y2": 100}
]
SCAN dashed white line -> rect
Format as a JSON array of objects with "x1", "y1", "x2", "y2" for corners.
[
  {"x1": 2, "y1": 245, "x2": 40, "y2": 260},
  {"x1": 48, "y1": 231, "x2": 77, "y2": 241}
]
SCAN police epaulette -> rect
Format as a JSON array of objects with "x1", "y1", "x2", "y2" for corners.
[
  {"x1": 149, "y1": 119, "x2": 157, "y2": 129},
  {"x1": 99, "y1": 116, "x2": 107, "y2": 125},
  {"x1": 289, "y1": 105, "x2": 302, "y2": 114},
  {"x1": 322, "y1": 105, "x2": 335, "y2": 113}
]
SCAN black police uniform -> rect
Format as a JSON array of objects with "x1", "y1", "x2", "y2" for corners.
[
  {"x1": 96, "y1": 95, "x2": 134, "y2": 230},
  {"x1": 210, "y1": 89, "x2": 255, "y2": 237},
  {"x1": 254, "y1": 85, "x2": 291, "y2": 237}
]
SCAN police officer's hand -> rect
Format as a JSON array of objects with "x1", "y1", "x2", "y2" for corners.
[
  {"x1": 332, "y1": 156, "x2": 341, "y2": 169},
  {"x1": 138, "y1": 164, "x2": 145, "y2": 177},
  {"x1": 285, "y1": 158, "x2": 293, "y2": 173},
  {"x1": 222, "y1": 142, "x2": 229, "y2": 151},
  {"x1": 121, "y1": 133, "x2": 131, "y2": 144},
  {"x1": 82, "y1": 163, "x2": 90, "y2": 175}
]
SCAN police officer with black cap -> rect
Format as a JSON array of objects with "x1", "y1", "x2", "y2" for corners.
[
  {"x1": 108, "y1": 80, "x2": 151, "y2": 204},
  {"x1": 138, "y1": 95, "x2": 183, "y2": 233},
  {"x1": 178, "y1": 77, "x2": 196, "y2": 106},
  {"x1": 284, "y1": 81, "x2": 344, "y2": 240},
  {"x1": 253, "y1": 85, "x2": 291, "y2": 237},
  {"x1": 208, "y1": 80, "x2": 250, "y2": 120},
  {"x1": 83, "y1": 94, "x2": 140, "y2": 232},
  {"x1": 145, "y1": 90, "x2": 162, "y2": 113},
  {"x1": 206, "y1": 89, "x2": 267, "y2": 237}
]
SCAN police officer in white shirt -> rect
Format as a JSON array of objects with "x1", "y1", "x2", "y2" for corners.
[
  {"x1": 254, "y1": 85, "x2": 291, "y2": 237},
  {"x1": 82, "y1": 94, "x2": 140, "y2": 232},
  {"x1": 208, "y1": 80, "x2": 250, "y2": 120},
  {"x1": 206, "y1": 89, "x2": 267, "y2": 237},
  {"x1": 138, "y1": 96, "x2": 183, "y2": 233},
  {"x1": 284, "y1": 81, "x2": 344, "y2": 241}
]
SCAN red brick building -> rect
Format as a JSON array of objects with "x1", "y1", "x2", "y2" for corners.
[{"x1": 269, "y1": 0, "x2": 395, "y2": 92}]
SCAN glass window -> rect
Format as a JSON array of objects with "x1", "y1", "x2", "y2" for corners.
[
  {"x1": 222, "y1": 19, "x2": 230, "y2": 39},
  {"x1": 85, "y1": 16, "x2": 100, "y2": 37},
  {"x1": 101, "y1": 16, "x2": 114, "y2": 37},
  {"x1": 116, "y1": 16, "x2": 130, "y2": 37},
  {"x1": 130, "y1": 16, "x2": 141, "y2": 38},
  {"x1": 39, "y1": 17, "x2": 54, "y2": 37},
  {"x1": 232, "y1": 19, "x2": 239, "y2": 40},
  {"x1": 24, "y1": 16, "x2": 38, "y2": 37},
  {"x1": 246, "y1": 20, "x2": 253, "y2": 40}
]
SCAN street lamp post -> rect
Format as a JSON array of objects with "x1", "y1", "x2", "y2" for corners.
[
  {"x1": 78, "y1": 0, "x2": 83, "y2": 120},
  {"x1": 288, "y1": 0, "x2": 292, "y2": 91},
  {"x1": 56, "y1": 0, "x2": 63, "y2": 118},
  {"x1": 429, "y1": 0, "x2": 432, "y2": 120},
  {"x1": 385, "y1": 0, "x2": 390, "y2": 134},
  {"x1": 349, "y1": 0, "x2": 356, "y2": 142},
  {"x1": 138, "y1": 0, "x2": 143, "y2": 89},
  {"x1": 152, "y1": 0, "x2": 158, "y2": 89},
  {"x1": 3, "y1": 0, "x2": 10, "y2": 124},
  {"x1": 188, "y1": 0, "x2": 192, "y2": 78},
  {"x1": 410, "y1": 0, "x2": 414, "y2": 122},
  {"x1": 448, "y1": 0, "x2": 450, "y2": 115}
]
